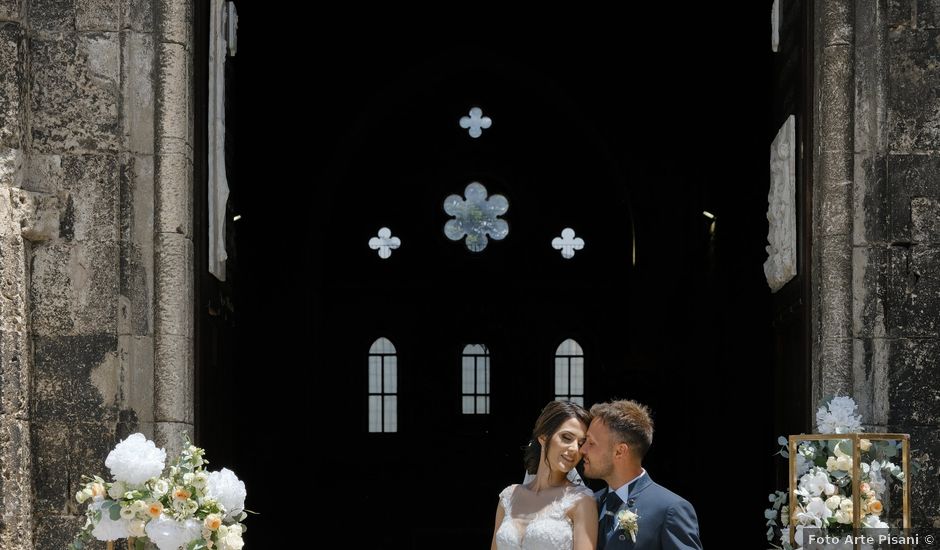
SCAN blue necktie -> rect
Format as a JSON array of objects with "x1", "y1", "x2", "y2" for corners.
[{"x1": 598, "y1": 490, "x2": 623, "y2": 550}]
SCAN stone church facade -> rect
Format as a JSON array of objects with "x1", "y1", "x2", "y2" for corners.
[
  {"x1": 0, "y1": 0, "x2": 193, "y2": 546},
  {"x1": 0, "y1": 1, "x2": 935, "y2": 548}
]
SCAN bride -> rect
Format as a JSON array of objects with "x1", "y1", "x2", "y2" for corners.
[{"x1": 491, "y1": 401, "x2": 598, "y2": 550}]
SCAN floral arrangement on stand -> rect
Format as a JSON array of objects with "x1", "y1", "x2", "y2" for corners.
[
  {"x1": 71, "y1": 433, "x2": 249, "y2": 550},
  {"x1": 764, "y1": 396, "x2": 908, "y2": 549}
]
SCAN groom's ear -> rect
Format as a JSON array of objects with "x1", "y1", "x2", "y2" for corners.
[{"x1": 614, "y1": 441, "x2": 630, "y2": 459}]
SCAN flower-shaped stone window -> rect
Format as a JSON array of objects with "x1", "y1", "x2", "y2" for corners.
[{"x1": 443, "y1": 182, "x2": 509, "y2": 252}]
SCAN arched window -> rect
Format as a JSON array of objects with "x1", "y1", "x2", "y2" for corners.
[
  {"x1": 555, "y1": 339, "x2": 584, "y2": 405},
  {"x1": 368, "y1": 337, "x2": 397, "y2": 432},
  {"x1": 461, "y1": 344, "x2": 490, "y2": 414}
]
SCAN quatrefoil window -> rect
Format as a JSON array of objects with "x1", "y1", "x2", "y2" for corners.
[
  {"x1": 552, "y1": 228, "x2": 585, "y2": 259},
  {"x1": 443, "y1": 182, "x2": 509, "y2": 252},
  {"x1": 458, "y1": 107, "x2": 492, "y2": 138}
]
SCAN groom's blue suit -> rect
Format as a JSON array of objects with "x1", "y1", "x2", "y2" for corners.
[{"x1": 595, "y1": 473, "x2": 703, "y2": 550}]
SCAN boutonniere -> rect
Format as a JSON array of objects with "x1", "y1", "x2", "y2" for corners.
[{"x1": 617, "y1": 509, "x2": 640, "y2": 542}]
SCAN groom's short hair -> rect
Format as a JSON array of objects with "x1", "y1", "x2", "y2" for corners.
[{"x1": 589, "y1": 400, "x2": 654, "y2": 459}]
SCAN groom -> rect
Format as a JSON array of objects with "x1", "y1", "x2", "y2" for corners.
[{"x1": 581, "y1": 400, "x2": 702, "y2": 550}]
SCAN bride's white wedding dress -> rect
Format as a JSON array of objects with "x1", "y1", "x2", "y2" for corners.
[{"x1": 494, "y1": 483, "x2": 594, "y2": 550}]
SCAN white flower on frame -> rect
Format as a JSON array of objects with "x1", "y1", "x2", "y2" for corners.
[{"x1": 105, "y1": 433, "x2": 166, "y2": 485}]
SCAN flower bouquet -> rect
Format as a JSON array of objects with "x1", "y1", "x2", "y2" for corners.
[
  {"x1": 71, "y1": 433, "x2": 249, "y2": 550},
  {"x1": 764, "y1": 396, "x2": 912, "y2": 549}
]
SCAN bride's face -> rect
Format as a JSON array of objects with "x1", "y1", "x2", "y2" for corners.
[{"x1": 540, "y1": 417, "x2": 587, "y2": 474}]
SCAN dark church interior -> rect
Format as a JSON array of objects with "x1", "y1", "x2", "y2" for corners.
[{"x1": 195, "y1": 4, "x2": 793, "y2": 547}]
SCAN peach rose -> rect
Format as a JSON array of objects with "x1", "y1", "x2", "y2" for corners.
[
  {"x1": 204, "y1": 514, "x2": 222, "y2": 531},
  {"x1": 148, "y1": 501, "x2": 164, "y2": 519},
  {"x1": 868, "y1": 500, "x2": 883, "y2": 515}
]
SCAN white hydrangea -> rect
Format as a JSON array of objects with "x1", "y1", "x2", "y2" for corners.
[
  {"x1": 90, "y1": 501, "x2": 131, "y2": 541},
  {"x1": 105, "y1": 433, "x2": 166, "y2": 485},
  {"x1": 206, "y1": 468, "x2": 246, "y2": 520},
  {"x1": 144, "y1": 515, "x2": 202, "y2": 550},
  {"x1": 816, "y1": 396, "x2": 863, "y2": 434}
]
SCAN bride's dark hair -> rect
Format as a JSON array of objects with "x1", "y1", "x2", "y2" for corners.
[{"x1": 522, "y1": 400, "x2": 592, "y2": 475}]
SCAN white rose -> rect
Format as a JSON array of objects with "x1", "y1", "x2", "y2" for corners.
[
  {"x1": 186, "y1": 500, "x2": 199, "y2": 514},
  {"x1": 151, "y1": 479, "x2": 169, "y2": 499},
  {"x1": 131, "y1": 499, "x2": 147, "y2": 513},
  {"x1": 824, "y1": 483, "x2": 837, "y2": 496},
  {"x1": 108, "y1": 481, "x2": 126, "y2": 500},
  {"x1": 183, "y1": 472, "x2": 195, "y2": 485},
  {"x1": 834, "y1": 509, "x2": 852, "y2": 524},
  {"x1": 76, "y1": 489, "x2": 92, "y2": 504},
  {"x1": 860, "y1": 438, "x2": 872, "y2": 451},
  {"x1": 105, "y1": 434, "x2": 166, "y2": 485},
  {"x1": 836, "y1": 456, "x2": 852, "y2": 471},
  {"x1": 206, "y1": 469, "x2": 247, "y2": 520},
  {"x1": 193, "y1": 472, "x2": 209, "y2": 489},
  {"x1": 120, "y1": 505, "x2": 136, "y2": 520},
  {"x1": 825, "y1": 495, "x2": 841, "y2": 510}
]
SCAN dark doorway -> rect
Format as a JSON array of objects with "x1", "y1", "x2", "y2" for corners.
[{"x1": 213, "y1": 6, "x2": 777, "y2": 549}]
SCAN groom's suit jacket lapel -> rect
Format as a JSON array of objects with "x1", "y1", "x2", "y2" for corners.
[{"x1": 597, "y1": 475, "x2": 649, "y2": 549}]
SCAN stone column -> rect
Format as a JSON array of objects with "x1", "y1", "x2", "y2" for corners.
[
  {"x1": 814, "y1": 0, "x2": 855, "y2": 400},
  {"x1": 153, "y1": 0, "x2": 194, "y2": 459},
  {"x1": 0, "y1": 2, "x2": 34, "y2": 547}
]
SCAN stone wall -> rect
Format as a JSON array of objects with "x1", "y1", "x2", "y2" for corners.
[
  {"x1": 0, "y1": 0, "x2": 192, "y2": 547},
  {"x1": 814, "y1": 0, "x2": 940, "y2": 529}
]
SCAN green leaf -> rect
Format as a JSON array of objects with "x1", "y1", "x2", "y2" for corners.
[
  {"x1": 136, "y1": 539, "x2": 147, "y2": 550},
  {"x1": 108, "y1": 501, "x2": 122, "y2": 521}
]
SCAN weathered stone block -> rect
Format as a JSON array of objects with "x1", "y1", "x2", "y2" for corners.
[
  {"x1": 122, "y1": 31, "x2": 154, "y2": 154},
  {"x1": 888, "y1": 339, "x2": 940, "y2": 425},
  {"x1": 119, "y1": 334, "x2": 153, "y2": 422},
  {"x1": 887, "y1": 29, "x2": 940, "y2": 152},
  {"x1": 0, "y1": 417, "x2": 31, "y2": 549},
  {"x1": 820, "y1": 150, "x2": 853, "y2": 185},
  {"x1": 31, "y1": 421, "x2": 69, "y2": 513},
  {"x1": 76, "y1": 0, "x2": 118, "y2": 31},
  {"x1": 154, "y1": 421, "x2": 192, "y2": 459},
  {"x1": 819, "y1": 46, "x2": 854, "y2": 153},
  {"x1": 820, "y1": 0, "x2": 854, "y2": 46},
  {"x1": 30, "y1": 36, "x2": 119, "y2": 153},
  {"x1": 912, "y1": 197, "x2": 940, "y2": 243},
  {"x1": 31, "y1": 241, "x2": 119, "y2": 336},
  {"x1": 155, "y1": 152, "x2": 191, "y2": 236},
  {"x1": 0, "y1": 23, "x2": 22, "y2": 148},
  {"x1": 119, "y1": 154, "x2": 154, "y2": 336},
  {"x1": 853, "y1": 337, "x2": 890, "y2": 425},
  {"x1": 24, "y1": 153, "x2": 62, "y2": 193},
  {"x1": 897, "y1": 426, "x2": 940, "y2": 528},
  {"x1": 8, "y1": 187, "x2": 60, "y2": 241},
  {"x1": 819, "y1": 337, "x2": 854, "y2": 397},
  {"x1": 887, "y1": 0, "x2": 940, "y2": 30},
  {"x1": 154, "y1": 232, "x2": 192, "y2": 335},
  {"x1": 0, "y1": 0, "x2": 22, "y2": 21},
  {"x1": 61, "y1": 153, "x2": 118, "y2": 241},
  {"x1": 155, "y1": 0, "x2": 190, "y2": 44},
  {"x1": 886, "y1": 245, "x2": 940, "y2": 337},
  {"x1": 853, "y1": 246, "x2": 888, "y2": 337},
  {"x1": 32, "y1": 334, "x2": 118, "y2": 423},
  {"x1": 67, "y1": 421, "x2": 115, "y2": 501},
  {"x1": 122, "y1": 0, "x2": 153, "y2": 32},
  {"x1": 153, "y1": 333, "x2": 192, "y2": 423},
  {"x1": 819, "y1": 181, "x2": 852, "y2": 237},
  {"x1": 818, "y1": 235, "x2": 853, "y2": 337},
  {"x1": 854, "y1": 153, "x2": 887, "y2": 245},
  {"x1": 35, "y1": 515, "x2": 103, "y2": 550},
  {"x1": 155, "y1": 42, "x2": 190, "y2": 145},
  {"x1": 28, "y1": 0, "x2": 75, "y2": 33},
  {"x1": 885, "y1": 154, "x2": 940, "y2": 242}
]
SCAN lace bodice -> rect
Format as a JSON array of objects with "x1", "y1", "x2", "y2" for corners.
[{"x1": 494, "y1": 483, "x2": 594, "y2": 550}]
